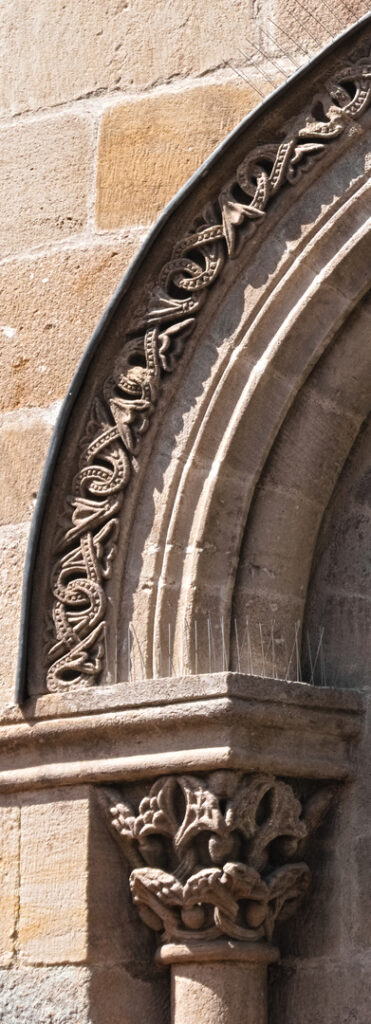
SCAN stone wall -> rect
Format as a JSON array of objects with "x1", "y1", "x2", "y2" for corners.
[
  {"x1": 0, "y1": 5, "x2": 370, "y2": 1024},
  {"x1": 0, "y1": 0, "x2": 366, "y2": 708}
]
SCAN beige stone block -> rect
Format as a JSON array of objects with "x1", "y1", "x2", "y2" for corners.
[
  {"x1": 0, "y1": 0, "x2": 258, "y2": 114},
  {"x1": 304, "y1": 591, "x2": 371, "y2": 691},
  {"x1": 268, "y1": 1, "x2": 365, "y2": 53},
  {"x1": 18, "y1": 786, "x2": 150, "y2": 966},
  {"x1": 350, "y1": 702, "x2": 371, "y2": 842},
  {"x1": 270, "y1": 958, "x2": 371, "y2": 1024},
  {"x1": 0, "y1": 801, "x2": 20, "y2": 966},
  {"x1": 353, "y1": 832, "x2": 371, "y2": 950},
  {"x1": 0, "y1": 523, "x2": 29, "y2": 707},
  {"x1": 230, "y1": 590, "x2": 306, "y2": 680},
  {"x1": 305, "y1": 296, "x2": 371, "y2": 420},
  {"x1": 95, "y1": 78, "x2": 275, "y2": 229},
  {"x1": 0, "y1": 963, "x2": 167, "y2": 1024},
  {"x1": 236, "y1": 485, "x2": 323, "y2": 597},
  {"x1": 0, "y1": 239, "x2": 144, "y2": 413},
  {"x1": 89, "y1": 965, "x2": 169, "y2": 1024},
  {"x1": 0, "y1": 966, "x2": 91, "y2": 1024},
  {"x1": 309, "y1": 507, "x2": 371, "y2": 597},
  {"x1": 261, "y1": 391, "x2": 360, "y2": 506},
  {"x1": 19, "y1": 788, "x2": 93, "y2": 964},
  {"x1": 0, "y1": 115, "x2": 93, "y2": 255},
  {"x1": 0, "y1": 406, "x2": 59, "y2": 525}
]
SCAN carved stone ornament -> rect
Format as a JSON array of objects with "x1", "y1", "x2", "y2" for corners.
[
  {"x1": 46, "y1": 44, "x2": 371, "y2": 691},
  {"x1": 103, "y1": 772, "x2": 333, "y2": 946}
]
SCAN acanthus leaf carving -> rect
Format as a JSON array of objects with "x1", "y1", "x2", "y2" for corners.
[{"x1": 102, "y1": 771, "x2": 333, "y2": 947}]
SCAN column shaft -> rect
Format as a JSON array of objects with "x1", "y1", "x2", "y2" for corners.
[{"x1": 171, "y1": 961, "x2": 268, "y2": 1024}]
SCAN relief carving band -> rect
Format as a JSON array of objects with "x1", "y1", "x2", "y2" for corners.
[
  {"x1": 103, "y1": 772, "x2": 333, "y2": 946},
  {"x1": 47, "y1": 45, "x2": 371, "y2": 691}
]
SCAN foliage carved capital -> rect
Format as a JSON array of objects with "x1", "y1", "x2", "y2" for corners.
[{"x1": 103, "y1": 772, "x2": 333, "y2": 947}]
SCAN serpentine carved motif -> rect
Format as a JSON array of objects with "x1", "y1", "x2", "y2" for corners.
[
  {"x1": 102, "y1": 772, "x2": 333, "y2": 945},
  {"x1": 47, "y1": 46, "x2": 371, "y2": 690}
]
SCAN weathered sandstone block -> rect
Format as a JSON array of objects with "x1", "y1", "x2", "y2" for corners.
[
  {"x1": 0, "y1": 239, "x2": 144, "y2": 413},
  {"x1": 0, "y1": 801, "x2": 20, "y2": 966},
  {"x1": 0, "y1": 405, "x2": 59, "y2": 525},
  {"x1": 0, "y1": 115, "x2": 93, "y2": 255},
  {"x1": 0, "y1": 966, "x2": 91, "y2": 1024},
  {"x1": 19, "y1": 789, "x2": 91, "y2": 964},
  {"x1": 18, "y1": 785, "x2": 159, "y2": 967},
  {"x1": 95, "y1": 78, "x2": 275, "y2": 229},
  {"x1": 0, "y1": 0, "x2": 258, "y2": 114},
  {"x1": 0, "y1": 963, "x2": 166, "y2": 1024},
  {"x1": 16, "y1": 786, "x2": 168, "y2": 1020},
  {"x1": 89, "y1": 964, "x2": 168, "y2": 1024},
  {"x1": 268, "y1": 0, "x2": 366, "y2": 53},
  {"x1": 0, "y1": 523, "x2": 29, "y2": 707},
  {"x1": 270, "y1": 957, "x2": 371, "y2": 1024}
]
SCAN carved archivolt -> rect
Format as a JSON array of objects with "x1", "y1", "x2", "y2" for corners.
[
  {"x1": 47, "y1": 47, "x2": 371, "y2": 691},
  {"x1": 103, "y1": 772, "x2": 333, "y2": 946}
]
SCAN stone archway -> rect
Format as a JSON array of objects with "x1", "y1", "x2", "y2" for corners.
[
  {"x1": 4, "y1": 15, "x2": 371, "y2": 1024},
  {"x1": 17, "y1": 15, "x2": 371, "y2": 700}
]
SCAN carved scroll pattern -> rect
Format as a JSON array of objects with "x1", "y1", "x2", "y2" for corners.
[
  {"x1": 47, "y1": 49, "x2": 371, "y2": 690},
  {"x1": 103, "y1": 772, "x2": 333, "y2": 944}
]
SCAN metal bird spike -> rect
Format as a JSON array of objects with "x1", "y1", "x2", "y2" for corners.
[
  {"x1": 238, "y1": 46, "x2": 278, "y2": 87},
  {"x1": 266, "y1": 14, "x2": 312, "y2": 59},
  {"x1": 260, "y1": 25, "x2": 301, "y2": 69},
  {"x1": 224, "y1": 59, "x2": 266, "y2": 99},
  {"x1": 238, "y1": 43, "x2": 287, "y2": 83}
]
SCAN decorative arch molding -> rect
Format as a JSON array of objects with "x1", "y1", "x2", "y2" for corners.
[
  {"x1": 6, "y1": 21, "x2": 371, "y2": 1024},
  {"x1": 144, "y1": 192, "x2": 371, "y2": 684},
  {"x1": 17, "y1": 15, "x2": 371, "y2": 700}
]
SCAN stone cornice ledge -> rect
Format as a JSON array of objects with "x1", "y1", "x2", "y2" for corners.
[{"x1": 0, "y1": 675, "x2": 364, "y2": 792}]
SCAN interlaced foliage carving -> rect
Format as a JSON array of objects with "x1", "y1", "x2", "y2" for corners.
[
  {"x1": 47, "y1": 47, "x2": 371, "y2": 690},
  {"x1": 103, "y1": 772, "x2": 333, "y2": 945}
]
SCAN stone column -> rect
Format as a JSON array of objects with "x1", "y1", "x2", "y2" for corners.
[
  {"x1": 159, "y1": 940, "x2": 278, "y2": 1024},
  {"x1": 103, "y1": 770, "x2": 334, "y2": 1024}
]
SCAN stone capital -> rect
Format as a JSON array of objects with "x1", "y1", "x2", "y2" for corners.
[{"x1": 103, "y1": 770, "x2": 334, "y2": 955}]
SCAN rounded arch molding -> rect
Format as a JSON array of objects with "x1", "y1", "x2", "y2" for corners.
[{"x1": 18, "y1": 15, "x2": 371, "y2": 700}]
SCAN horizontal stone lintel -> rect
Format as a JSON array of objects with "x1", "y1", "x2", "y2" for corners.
[{"x1": 0, "y1": 674, "x2": 364, "y2": 792}]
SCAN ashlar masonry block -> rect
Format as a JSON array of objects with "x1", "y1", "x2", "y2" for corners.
[
  {"x1": 0, "y1": 523, "x2": 30, "y2": 710},
  {"x1": 0, "y1": 0, "x2": 257, "y2": 114},
  {"x1": 0, "y1": 240, "x2": 145, "y2": 414},
  {"x1": 0, "y1": 115, "x2": 93, "y2": 255},
  {"x1": 0, "y1": 406, "x2": 59, "y2": 526},
  {"x1": 18, "y1": 785, "x2": 132, "y2": 965},
  {"x1": 95, "y1": 79, "x2": 275, "y2": 229},
  {"x1": 0, "y1": 800, "x2": 20, "y2": 966},
  {"x1": 16, "y1": 785, "x2": 168, "y2": 1022}
]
